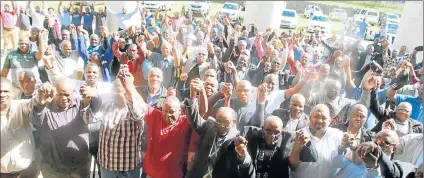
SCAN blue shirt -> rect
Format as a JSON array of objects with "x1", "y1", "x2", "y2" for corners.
[
  {"x1": 395, "y1": 94, "x2": 423, "y2": 123},
  {"x1": 333, "y1": 155, "x2": 381, "y2": 178},
  {"x1": 82, "y1": 13, "x2": 94, "y2": 29},
  {"x1": 59, "y1": 11, "x2": 72, "y2": 27},
  {"x1": 142, "y1": 53, "x2": 175, "y2": 89},
  {"x1": 72, "y1": 13, "x2": 82, "y2": 26},
  {"x1": 146, "y1": 86, "x2": 164, "y2": 105}
]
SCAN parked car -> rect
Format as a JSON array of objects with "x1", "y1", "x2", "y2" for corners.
[
  {"x1": 353, "y1": 9, "x2": 379, "y2": 26},
  {"x1": 380, "y1": 13, "x2": 400, "y2": 25},
  {"x1": 329, "y1": 8, "x2": 347, "y2": 21},
  {"x1": 218, "y1": 2, "x2": 241, "y2": 21},
  {"x1": 307, "y1": 14, "x2": 331, "y2": 35},
  {"x1": 75, "y1": 1, "x2": 106, "y2": 6},
  {"x1": 304, "y1": 5, "x2": 322, "y2": 19},
  {"x1": 280, "y1": 9, "x2": 298, "y2": 29},
  {"x1": 186, "y1": 1, "x2": 210, "y2": 16},
  {"x1": 143, "y1": 1, "x2": 174, "y2": 11}
]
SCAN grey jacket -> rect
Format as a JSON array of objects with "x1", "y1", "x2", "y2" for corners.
[{"x1": 271, "y1": 109, "x2": 309, "y2": 131}]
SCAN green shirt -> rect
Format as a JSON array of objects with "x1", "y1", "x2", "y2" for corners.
[{"x1": 2, "y1": 50, "x2": 39, "y2": 87}]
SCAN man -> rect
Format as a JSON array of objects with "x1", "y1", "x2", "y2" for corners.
[
  {"x1": 141, "y1": 79, "x2": 208, "y2": 178},
  {"x1": 370, "y1": 88, "x2": 423, "y2": 135},
  {"x1": 271, "y1": 94, "x2": 309, "y2": 132},
  {"x1": 14, "y1": 70, "x2": 38, "y2": 100},
  {"x1": 81, "y1": 5, "x2": 94, "y2": 35},
  {"x1": 16, "y1": 3, "x2": 32, "y2": 34},
  {"x1": 113, "y1": 33, "x2": 148, "y2": 86},
  {"x1": 57, "y1": 1, "x2": 72, "y2": 30},
  {"x1": 31, "y1": 78, "x2": 90, "y2": 177},
  {"x1": 142, "y1": 42, "x2": 178, "y2": 88},
  {"x1": 208, "y1": 80, "x2": 266, "y2": 134},
  {"x1": 1, "y1": 3, "x2": 18, "y2": 56},
  {"x1": 292, "y1": 104, "x2": 344, "y2": 178},
  {"x1": 333, "y1": 130, "x2": 414, "y2": 177},
  {"x1": 2, "y1": 35, "x2": 45, "y2": 95},
  {"x1": 240, "y1": 116, "x2": 318, "y2": 178},
  {"x1": 92, "y1": 3, "x2": 107, "y2": 36},
  {"x1": 0, "y1": 78, "x2": 39, "y2": 178},
  {"x1": 180, "y1": 45, "x2": 218, "y2": 88},
  {"x1": 185, "y1": 79, "x2": 255, "y2": 178},
  {"x1": 28, "y1": 1, "x2": 46, "y2": 28},
  {"x1": 81, "y1": 65, "x2": 145, "y2": 177},
  {"x1": 135, "y1": 67, "x2": 167, "y2": 105},
  {"x1": 394, "y1": 133, "x2": 423, "y2": 166},
  {"x1": 43, "y1": 40, "x2": 85, "y2": 85},
  {"x1": 301, "y1": 78, "x2": 375, "y2": 125},
  {"x1": 387, "y1": 82, "x2": 424, "y2": 123},
  {"x1": 332, "y1": 104, "x2": 375, "y2": 152}
]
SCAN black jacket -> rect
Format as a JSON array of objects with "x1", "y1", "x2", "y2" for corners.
[
  {"x1": 369, "y1": 89, "x2": 423, "y2": 134},
  {"x1": 242, "y1": 127, "x2": 318, "y2": 178},
  {"x1": 185, "y1": 99, "x2": 255, "y2": 178}
]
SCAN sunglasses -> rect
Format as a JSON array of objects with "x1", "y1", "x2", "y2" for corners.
[
  {"x1": 215, "y1": 121, "x2": 231, "y2": 128},
  {"x1": 264, "y1": 129, "x2": 281, "y2": 137}
]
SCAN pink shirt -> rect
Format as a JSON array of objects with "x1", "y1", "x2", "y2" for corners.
[{"x1": 1, "y1": 11, "x2": 17, "y2": 28}]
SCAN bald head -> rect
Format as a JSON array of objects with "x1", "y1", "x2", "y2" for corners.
[
  {"x1": 236, "y1": 80, "x2": 253, "y2": 104},
  {"x1": 54, "y1": 77, "x2": 76, "y2": 109},
  {"x1": 264, "y1": 116, "x2": 284, "y2": 130},
  {"x1": 377, "y1": 129, "x2": 400, "y2": 145},
  {"x1": 236, "y1": 80, "x2": 252, "y2": 89},
  {"x1": 325, "y1": 79, "x2": 341, "y2": 90},
  {"x1": 216, "y1": 107, "x2": 237, "y2": 122},
  {"x1": 349, "y1": 104, "x2": 368, "y2": 117},
  {"x1": 164, "y1": 96, "x2": 180, "y2": 107},
  {"x1": 290, "y1": 94, "x2": 305, "y2": 103},
  {"x1": 311, "y1": 104, "x2": 330, "y2": 116}
]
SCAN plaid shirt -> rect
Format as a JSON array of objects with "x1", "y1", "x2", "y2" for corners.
[{"x1": 81, "y1": 91, "x2": 145, "y2": 171}]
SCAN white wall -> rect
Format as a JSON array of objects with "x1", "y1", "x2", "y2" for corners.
[
  {"x1": 106, "y1": 1, "x2": 141, "y2": 32},
  {"x1": 394, "y1": 1, "x2": 423, "y2": 63},
  {"x1": 244, "y1": 1, "x2": 286, "y2": 33}
]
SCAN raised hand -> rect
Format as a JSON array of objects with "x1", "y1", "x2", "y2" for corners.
[
  {"x1": 234, "y1": 136, "x2": 248, "y2": 158},
  {"x1": 80, "y1": 84, "x2": 97, "y2": 99},
  {"x1": 191, "y1": 78, "x2": 204, "y2": 93},
  {"x1": 118, "y1": 64, "x2": 135, "y2": 92},
  {"x1": 38, "y1": 83, "x2": 56, "y2": 106},
  {"x1": 382, "y1": 118, "x2": 396, "y2": 131},
  {"x1": 221, "y1": 83, "x2": 233, "y2": 99},
  {"x1": 293, "y1": 130, "x2": 310, "y2": 152},
  {"x1": 343, "y1": 55, "x2": 351, "y2": 71},
  {"x1": 207, "y1": 42, "x2": 214, "y2": 54},
  {"x1": 113, "y1": 32, "x2": 120, "y2": 42},
  {"x1": 225, "y1": 61, "x2": 236, "y2": 73},
  {"x1": 180, "y1": 73, "x2": 188, "y2": 82},
  {"x1": 356, "y1": 142, "x2": 381, "y2": 168},
  {"x1": 362, "y1": 76, "x2": 377, "y2": 91},
  {"x1": 257, "y1": 83, "x2": 269, "y2": 104}
]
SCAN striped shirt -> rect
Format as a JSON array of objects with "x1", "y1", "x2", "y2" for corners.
[{"x1": 81, "y1": 90, "x2": 145, "y2": 171}]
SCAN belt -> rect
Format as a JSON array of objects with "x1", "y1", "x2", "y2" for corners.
[{"x1": 3, "y1": 27, "x2": 14, "y2": 31}]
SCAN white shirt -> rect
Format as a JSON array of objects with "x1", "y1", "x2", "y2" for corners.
[
  {"x1": 265, "y1": 90, "x2": 287, "y2": 114},
  {"x1": 46, "y1": 51, "x2": 85, "y2": 85},
  {"x1": 396, "y1": 122, "x2": 409, "y2": 136},
  {"x1": 1, "y1": 99, "x2": 37, "y2": 173},
  {"x1": 284, "y1": 117, "x2": 300, "y2": 133},
  {"x1": 293, "y1": 127, "x2": 343, "y2": 178}
]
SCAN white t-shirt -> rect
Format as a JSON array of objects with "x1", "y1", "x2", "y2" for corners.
[
  {"x1": 284, "y1": 117, "x2": 300, "y2": 133},
  {"x1": 265, "y1": 89, "x2": 287, "y2": 114},
  {"x1": 293, "y1": 127, "x2": 343, "y2": 178}
]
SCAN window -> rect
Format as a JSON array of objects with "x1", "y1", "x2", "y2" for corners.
[
  {"x1": 223, "y1": 4, "x2": 237, "y2": 10},
  {"x1": 282, "y1": 10, "x2": 296, "y2": 17},
  {"x1": 312, "y1": 16, "x2": 329, "y2": 22},
  {"x1": 335, "y1": 9, "x2": 345, "y2": 14},
  {"x1": 368, "y1": 12, "x2": 378, "y2": 16},
  {"x1": 387, "y1": 14, "x2": 398, "y2": 19}
]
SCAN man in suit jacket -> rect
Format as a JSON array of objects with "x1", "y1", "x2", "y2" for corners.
[
  {"x1": 184, "y1": 81, "x2": 256, "y2": 178},
  {"x1": 271, "y1": 94, "x2": 309, "y2": 132},
  {"x1": 369, "y1": 89, "x2": 423, "y2": 136},
  {"x1": 240, "y1": 116, "x2": 318, "y2": 178},
  {"x1": 332, "y1": 104, "x2": 375, "y2": 149}
]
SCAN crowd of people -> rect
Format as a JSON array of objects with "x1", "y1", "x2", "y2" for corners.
[{"x1": 1, "y1": 1, "x2": 424, "y2": 178}]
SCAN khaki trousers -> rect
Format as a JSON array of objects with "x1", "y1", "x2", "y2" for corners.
[{"x1": 2, "y1": 28, "x2": 17, "y2": 55}]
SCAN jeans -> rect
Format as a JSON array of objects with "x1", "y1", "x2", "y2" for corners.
[{"x1": 100, "y1": 164, "x2": 142, "y2": 178}]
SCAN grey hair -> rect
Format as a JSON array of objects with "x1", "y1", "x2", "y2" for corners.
[
  {"x1": 348, "y1": 104, "x2": 368, "y2": 117},
  {"x1": 84, "y1": 63, "x2": 100, "y2": 73},
  {"x1": 264, "y1": 116, "x2": 283, "y2": 128},
  {"x1": 264, "y1": 74, "x2": 278, "y2": 83},
  {"x1": 19, "y1": 70, "x2": 36, "y2": 80},
  {"x1": 61, "y1": 40, "x2": 72, "y2": 48},
  {"x1": 147, "y1": 67, "x2": 163, "y2": 84},
  {"x1": 217, "y1": 107, "x2": 237, "y2": 121},
  {"x1": 90, "y1": 34, "x2": 99, "y2": 40},
  {"x1": 237, "y1": 40, "x2": 247, "y2": 46},
  {"x1": 290, "y1": 93, "x2": 305, "y2": 103}
]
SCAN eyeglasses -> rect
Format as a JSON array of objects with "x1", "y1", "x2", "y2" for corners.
[
  {"x1": 215, "y1": 120, "x2": 231, "y2": 128},
  {"x1": 396, "y1": 108, "x2": 411, "y2": 113},
  {"x1": 264, "y1": 129, "x2": 281, "y2": 137},
  {"x1": 375, "y1": 139, "x2": 396, "y2": 147}
]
